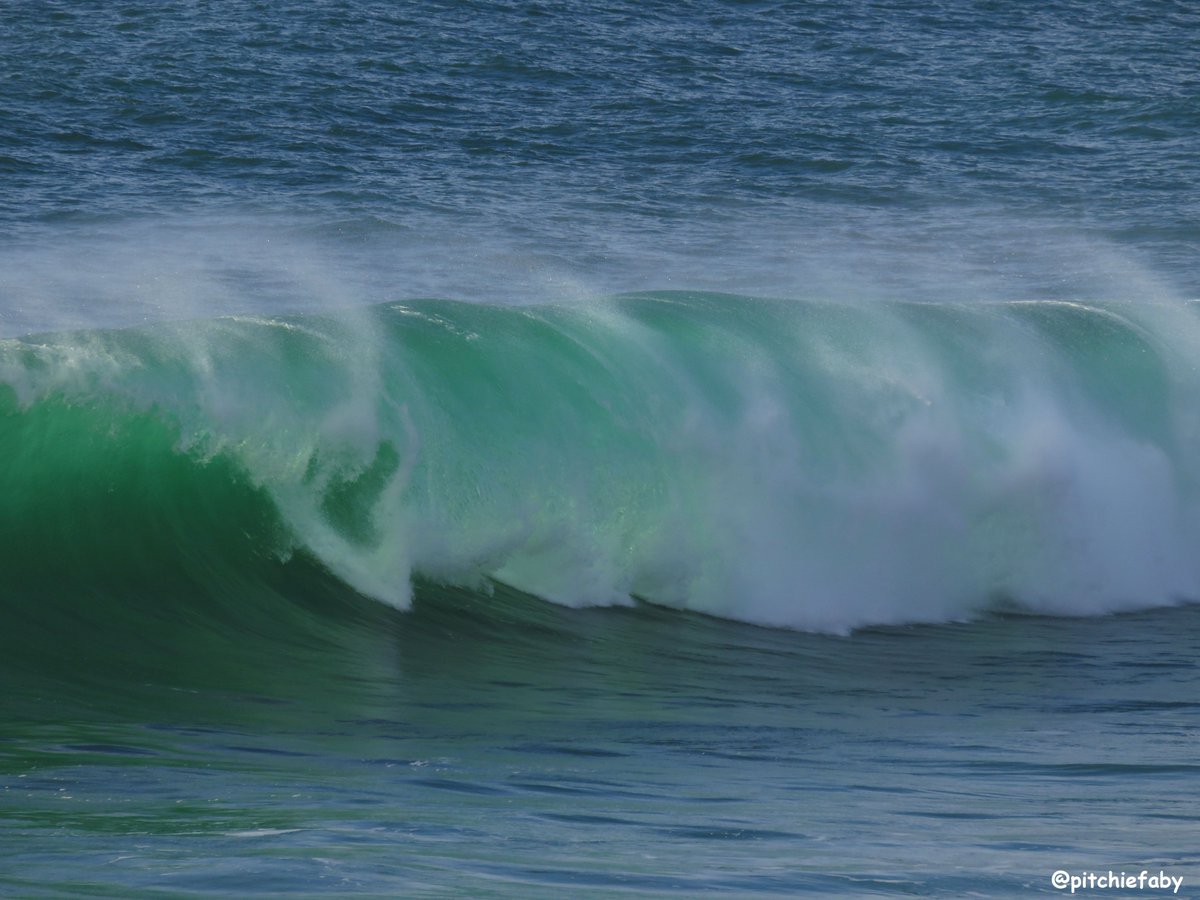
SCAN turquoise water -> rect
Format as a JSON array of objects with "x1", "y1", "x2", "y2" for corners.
[{"x1": 2, "y1": 1, "x2": 1199, "y2": 896}]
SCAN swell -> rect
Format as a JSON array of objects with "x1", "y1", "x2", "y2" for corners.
[{"x1": 2, "y1": 292, "x2": 1200, "y2": 639}]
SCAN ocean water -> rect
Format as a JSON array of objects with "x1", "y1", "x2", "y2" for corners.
[{"x1": 2, "y1": 0, "x2": 1199, "y2": 896}]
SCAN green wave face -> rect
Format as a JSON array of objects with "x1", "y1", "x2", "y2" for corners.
[{"x1": 2, "y1": 292, "x2": 1199, "y2": 639}]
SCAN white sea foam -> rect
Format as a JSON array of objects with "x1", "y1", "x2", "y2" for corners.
[{"x1": 4, "y1": 219, "x2": 1198, "y2": 632}]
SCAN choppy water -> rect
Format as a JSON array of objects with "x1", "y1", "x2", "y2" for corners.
[
  {"x1": 5, "y1": 584, "x2": 1200, "y2": 897},
  {"x1": 2, "y1": 0, "x2": 1198, "y2": 896}
]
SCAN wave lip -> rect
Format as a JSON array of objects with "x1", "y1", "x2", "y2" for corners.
[{"x1": 3, "y1": 292, "x2": 1200, "y2": 633}]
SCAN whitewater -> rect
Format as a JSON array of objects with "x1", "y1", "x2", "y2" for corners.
[{"x1": 4, "y1": 291, "x2": 1200, "y2": 633}]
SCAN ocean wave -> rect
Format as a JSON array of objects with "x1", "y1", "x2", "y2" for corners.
[{"x1": 3, "y1": 292, "x2": 1199, "y2": 634}]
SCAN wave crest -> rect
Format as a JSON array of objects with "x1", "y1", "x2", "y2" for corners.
[{"x1": 4, "y1": 292, "x2": 1199, "y2": 633}]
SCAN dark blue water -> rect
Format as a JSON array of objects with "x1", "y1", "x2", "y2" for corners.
[
  {"x1": 2, "y1": 1, "x2": 1199, "y2": 895},
  {"x1": 3, "y1": 0, "x2": 1199, "y2": 322}
]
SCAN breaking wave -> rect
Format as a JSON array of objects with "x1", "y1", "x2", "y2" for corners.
[{"x1": 4, "y1": 291, "x2": 1200, "y2": 634}]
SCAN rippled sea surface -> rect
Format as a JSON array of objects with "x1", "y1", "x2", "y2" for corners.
[
  {"x1": 3, "y1": 0, "x2": 1198, "y2": 321},
  {"x1": 5, "y1": 587, "x2": 1200, "y2": 897}
]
